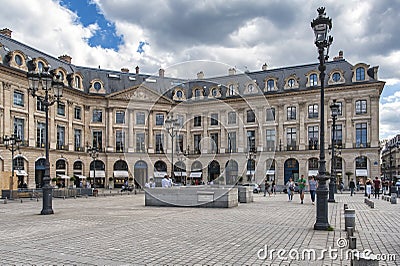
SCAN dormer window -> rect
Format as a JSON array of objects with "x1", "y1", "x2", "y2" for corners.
[
  {"x1": 58, "y1": 72, "x2": 64, "y2": 82},
  {"x1": 211, "y1": 88, "x2": 218, "y2": 97},
  {"x1": 248, "y1": 84, "x2": 255, "y2": 93},
  {"x1": 266, "y1": 79, "x2": 275, "y2": 91},
  {"x1": 38, "y1": 61, "x2": 44, "y2": 73},
  {"x1": 15, "y1": 54, "x2": 23, "y2": 66},
  {"x1": 194, "y1": 89, "x2": 201, "y2": 98},
  {"x1": 94, "y1": 82, "x2": 101, "y2": 91},
  {"x1": 332, "y1": 72, "x2": 341, "y2": 82},
  {"x1": 75, "y1": 76, "x2": 81, "y2": 89},
  {"x1": 228, "y1": 84, "x2": 235, "y2": 96},
  {"x1": 176, "y1": 90, "x2": 183, "y2": 98},
  {"x1": 288, "y1": 79, "x2": 295, "y2": 88},
  {"x1": 309, "y1": 74, "x2": 318, "y2": 86},
  {"x1": 356, "y1": 67, "x2": 365, "y2": 81}
]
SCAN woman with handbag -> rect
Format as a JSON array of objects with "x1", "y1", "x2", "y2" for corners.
[{"x1": 286, "y1": 178, "x2": 295, "y2": 201}]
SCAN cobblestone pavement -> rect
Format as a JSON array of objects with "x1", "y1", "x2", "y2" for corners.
[{"x1": 0, "y1": 191, "x2": 399, "y2": 265}]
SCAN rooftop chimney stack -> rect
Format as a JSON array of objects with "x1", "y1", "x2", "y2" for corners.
[
  {"x1": 159, "y1": 68, "x2": 165, "y2": 77},
  {"x1": 197, "y1": 71, "x2": 204, "y2": 79},
  {"x1": 0, "y1": 28, "x2": 12, "y2": 38},
  {"x1": 135, "y1": 66, "x2": 140, "y2": 74},
  {"x1": 121, "y1": 68, "x2": 129, "y2": 73},
  {"x1": 58, "y1": 55, "x2": 72, "y2": 64},
  {"x1": 333, "y1": 50, "x2": 344, "y2": 61},
  {"x1": 262, "y1": 63, "x2": 268, "y2": 71},
  {"x1": 228, "y1": 68, "x2": 236, "y2": 75}
]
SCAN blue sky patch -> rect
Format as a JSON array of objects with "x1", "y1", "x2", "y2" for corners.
[{"x1": 60, "y1": 0, "x2": 122, "y2": 50}]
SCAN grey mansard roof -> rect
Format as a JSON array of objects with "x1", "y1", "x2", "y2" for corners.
[{"x1": 0, "y1": 32, "x2": 380, "y2": 101}]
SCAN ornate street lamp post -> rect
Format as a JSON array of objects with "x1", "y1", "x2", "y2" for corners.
[
  {"x1": 27, "y1": 62, "x2": 64, "y2": 215},
  {"x1": 328, "y1": 100, "x2": 340, "y2": 202},
  {"x1": 87, "y1": 145, "x2": 99, "y2": 189},
  {"x1": 311, "y1": 7, "x2": 333, "y2": 230},
  {"x1": 165, "y1": 114, "x2": 179, "y2": 181},
  {"x1": 3, "y1": 134, "x2": 21, "y2": 199}
]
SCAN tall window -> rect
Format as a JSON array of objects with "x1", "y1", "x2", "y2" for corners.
[
  {"x1": 176, "y1": 115, "x2": 184, "y2": 127},
  {"x1": 287, "y1": 106, "x2": 296, "y2": 120},
  {"x1": 247, "y1": 130, "x2": 256, "y2": 152},
  {"x1": 337, "y1": 102, "x2": 343, "y2": 116},
  {"x1": 115, "y1": 111, "x2": 125, "y2": 124},
  {"x1": 92, "y1": 130, "x2": 102, "y2": 150},
  {"x1": 356, "y1": 123, "x2": 367, "y2": 147},
  {"x1": 266, "y1": 129, "x2": 276, "y2": 151},
  {"x1": 266, "y1": 79, "x2": 275, "y2": 91},
  {"x1": 36, "y1": 122, "x2": 45, "y2": 147},
  {"x1": 93, "y1": 109, "x2": 103, "y2": 122},
  {"x1": 155, "y1": 133, "x2": 164, "y2": 153},
  {"x1": 287, "y1": 127, "x2": 297, "y2": 150},
  {"x1": 14, "y1": 118, "x2": 24, "y2": 140},
  {"x1": 74, "y1": 106, "x2": 81, "y2": 120},
  {"x1": 334, "y1": 124, "x2": 343, "y2": 147},
  {"x1": 308, "y1": 104, "x2": 318, "y2": 118},
  {"x1": 247, "y1": 110, "x2": 255, "y2": 123},
  {"x1": 74, "y1": 129, "x2": 81, "y2": 151},
  {"x1": 194, "y1": 116, "x2": 202, "y2": 127},
  {"x1": 74, "y1": 76, "x2": 81, "y2": 89},
  {"x1": 228, "y1": 112, "x2": 236, "y2": 124},
  {"x1": 356, "y1": 67, "x2": 365, "y2": 81},
  {"x1": 56, "y1": 102, "x2": 65, "y2": 116},
  {"x1": 309, "y1": 74, "x2": 318, "y2": 86},
  {"x1": 56, "y1": 125, "x2": 65, "y2": 149},
  {"x1": 227, "y1": 132, "x2": 236, "y2": 153},
  {"x1": 136, "y1": 133, "x2": 145, "y2": 152},
  {"x1": 194, "y1": 134, "x2": 201, "y2": 153},
  {"x1": 136, "y1": 112, "x2": 145, "y2": 125},
  {"x1": 155, "y1": 113, "x2": 164, "y2": 126},
  {"x1": 210, "y1": 133, "x2": 218, "y2": 153},
  {"x1": 194, "y1": 89, "x2": 201, "y2": 98},
  {"x1": 355, "y1": 100, "x2": 367, "y2": 114},
  {"x1": 266, "y1": 108, "x2": 275, "y2": 121},
  {"x1": 210, "y1": 113, "x2": 218, "y2": 125},
  {"x1": 308, "y1": 126, "x2": 319, "y2": 150},
  {"x1": 37, "y1": 98, "x2": 45, "y2": 112},
  {"x1": 13, "y1": 91, "x2": 24, "y2": 106},
  {"x1": 288, "y1": 78, "x2": 295, "y2": 88},
  {"x1": 176, "y1": 134, "x2": 184, "y2": 153},
  {"x1": 116, "y1": 130, "x2": 125, "y2": 152}
]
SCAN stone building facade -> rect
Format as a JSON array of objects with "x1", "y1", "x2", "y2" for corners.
[{"x1": 0, "y1": 29, "x2": 384, "y2": 189}]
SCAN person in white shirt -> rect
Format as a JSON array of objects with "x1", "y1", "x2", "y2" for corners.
[{"x1": 162, "y1": 175, "x2": 169, "y2": 188}]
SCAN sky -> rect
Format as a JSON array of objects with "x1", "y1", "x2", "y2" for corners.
[{"x1": 0, "y1": 0, "x2": 399, "y2": 141}]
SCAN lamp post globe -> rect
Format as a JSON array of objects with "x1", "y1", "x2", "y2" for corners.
[{"x1": 311, "y1": 7, "x2": 333, "y2": 230}]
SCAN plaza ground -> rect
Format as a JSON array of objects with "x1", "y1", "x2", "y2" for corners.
[{"x1": 0, "y1": 190, "x2": 399, "y2": 265}]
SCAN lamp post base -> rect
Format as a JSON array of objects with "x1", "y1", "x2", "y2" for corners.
[
  {"x1": 314, "y1": 177, "x2": 330, "y2": 230},
  {"x1": 41, "y1": 185, "x2": 54, "y2": 215}
]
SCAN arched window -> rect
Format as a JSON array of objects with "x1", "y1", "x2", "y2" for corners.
[
  {"x1": 266, "y1": 79, "x2": 275, "y2": 91},
  {"x1": 356, "y1": 67, "x2": 365, "y2": 81},
  {"x1": 332, "y1": 72, "x2": 341, "y2": 82},
  {"x1": 310, "y1": 74, "x2": 318, "y2": 86},
  {"x1": 194, "y1": 89, "x2": 201, "y2": 98}
]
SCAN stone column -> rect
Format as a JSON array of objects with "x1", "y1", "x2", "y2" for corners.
[
  {"x1": 28, "y1": 88, "x2": 36, "y2": 147},
  {"x1": 345, "y1": 98, "x2": 353, "y2": 149},
  {"x1": 148, "y1": 111, "x2": 154, "y2": 153},
  {"x1": 238, "y1": 109, "x2": 245, "y2": 152},
  {"x1": 84, "y1": 105, "x2": 91, "y2": 146},
  {"x1": 128, "y1": 109, "x2": 134, "y2": 152},
  {"x1": 202, "y1": 112, "x2": 208, "y2": 153},
  {"x1": 298, "y1": 102, "x2": 306, "y2": 150},
  {"x1": 220, "y1": 111, "x2": 226, "y2": 153},
  {"x1": 107, "y1": 107, "x2": 113, "y2": 152},
  {"x1": 277, "y1": 104, "x2": 285, "y2": 150},
  {"x1": 258, "y1": 107, "x2": 263, "y2": 151},
  {"x1": 67, "y1": 100, "x2": 74, "y2": 151}
]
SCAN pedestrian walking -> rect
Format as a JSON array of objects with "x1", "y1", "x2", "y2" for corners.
[
  {"x1": 373, "y1": 176, "x2": 381, "y2": 199},
  {"x1": 339, "y1": 181, "x2": 344, "y2": 194},
  {"x1": 349, "y1": 179, "x2": 355, "y2": 196},
  {"x1": 286, "y1": 178, "x2": 294, "y2": 201},
  {"x1": 366, "y1": 178, "x2": 372, "y2": 199},
  {"x1": 298, "y1": 175, "x2": 307, "y2": 204},
  {"x1": 271, "y1": 180, "x2": 276, "y2": 196},
  {"x1": 356, "y1": 180, "x2": 360, "y2": 191},
  {"x1": 308, "y1": 176, "x2": 317, "y2": 205},
  {"x1": 264, "y1": 180, "x2": 270, "y2": 197}
]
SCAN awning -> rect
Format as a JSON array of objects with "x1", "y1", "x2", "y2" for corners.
[
  {"x1": 308, "y1": 170, "x2": 319, "y2": 177},
  {"x1": 189, "y1": 172, "x2": 202, "y2": 178},
  {"x1": 356, "y1": 169, "x2": 368, "y2": 177},
  {"x1": 90, "y1": 170, "x2": 106, "y2": 178},
  {"x1": 154, "y1": 171, "x2": 167, "y2": 178},
  {"x1": 174, "y1": 171, "x2": 187, "y2": 177},
  {"x1": 113, "y1": 170, "x2": 129, "y2": 178},
  {"x1": 57, "y1": 174, "x2": 70, "y2": 179},
  {"x1": 15, "y1": 170, "x2": 28, "y2": 176},
  {"x1": 266, "y1": 170, "x2": 275, "y2": 175},
  {"x1": 74, "y1": 175, "x2": 86, "y2": 179}
]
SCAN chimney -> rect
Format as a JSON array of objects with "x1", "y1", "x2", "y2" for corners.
[
  {"x1": 159, "y1": 68, "x2": 165, "y2": 77},
  {"x1": 228, "y1": 68, "x2": 236, "y2": 75},
  {"x1": 121, "y1": 68, "x2": 129, "y2": 73},
  {"x1": 0, "y1": 28, "x2": 12, "y2": 38},
  {"x1": 58, "y1": 55, "x2": 72, "y2": 64},
  {"x1": 197, "y1": 71, "x2": 204, "y2": 79},
  {"x1": 262, "y1": 63, "x2": 268, "y2": 71},
  {"x1": 333, "y1": 50, "x2": 344, "y2": 61},
  {"x1": 135, "y1": 66, "x2": 140, "y2": 74}
]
